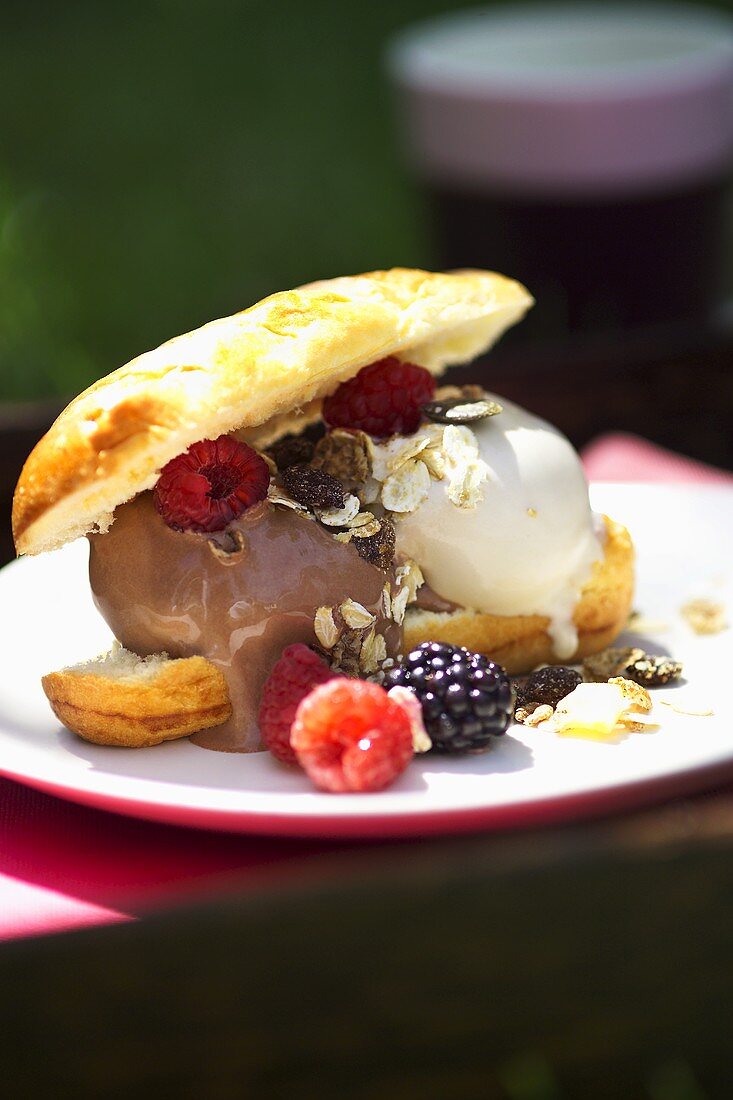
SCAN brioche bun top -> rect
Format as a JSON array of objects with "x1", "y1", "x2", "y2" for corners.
[{"x1": 12, "y1": 267, "x2": 532, "y2": 555}]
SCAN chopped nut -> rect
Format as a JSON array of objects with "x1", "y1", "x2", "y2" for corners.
[
  {"x1": 523, "y1": 704, "x2": 554, "y2": 727},
  {"x1": 583, "y1": 647, "x2": 646, "y2": 682},
  {"x1": 339, "y1": 599, "x2": 376, "y2": 630},
  {"x1": 312, "y1": 429, "x2": 371, "y2": 483},
  {"x1": 609, "y1": 677, "x2": 652, "y2": 713},
  {"x1": 315, "y1": 493, "x2": 360, "y2": 527},
  {"x1": 681, "y1": 598, "x2": 727, "y2": 635},
  {"x1": 314, "y1": 606, "x2": 341, "y2": 650}
]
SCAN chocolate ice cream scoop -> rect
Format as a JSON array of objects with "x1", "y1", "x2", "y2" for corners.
[{"x1": 88, "y1": 493, "x2": 399, "y2": 752}]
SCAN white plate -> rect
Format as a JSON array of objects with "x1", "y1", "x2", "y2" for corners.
[{"x1": 0, "y1": 484, "x2": 730, "y2": 837}]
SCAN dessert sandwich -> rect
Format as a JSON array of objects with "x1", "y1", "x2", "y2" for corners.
[{"x1": 12, "y1": 268, "x2": 634, "y2": 761}]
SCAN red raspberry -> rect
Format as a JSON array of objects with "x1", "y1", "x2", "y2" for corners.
[
  {"x1": 154, "y1": 435, "x2": 269, "y2": 532},
  {"x1": 291, "y1": 679, "x2": 414, "y2": 792},
  {"x1": 259, "y1": 644, "x2": 340, "y2": 765},
  {"x1": 323, "y1": 357, "x2": 435, "y2": 439}
]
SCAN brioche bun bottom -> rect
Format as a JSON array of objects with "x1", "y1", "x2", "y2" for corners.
[
  {"x1": 42, "y1": 650, "x2": 231, "y2": 748},
  {"x1": 402, "y1": 515, "x2": 633, "y2": 675}
]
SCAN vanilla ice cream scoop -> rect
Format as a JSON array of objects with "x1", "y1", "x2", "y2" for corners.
[{"x1": 394, "y1": 397, "x2": 603, "y2": 658}]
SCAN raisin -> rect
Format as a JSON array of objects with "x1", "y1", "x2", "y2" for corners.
[
  {"x1": 519, "y1": 666, "x2": 581, "y2": 708},
  {"x1": 281, "y1": 464, "x2": 345, "y2": 509},
  {"x1": 268, "y1": 436, "x2": 315, "y2": 471}
]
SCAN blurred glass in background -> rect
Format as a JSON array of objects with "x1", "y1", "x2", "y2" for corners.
[{"x1": 389, "y1": 3, "x2": 733, "y2": 354}]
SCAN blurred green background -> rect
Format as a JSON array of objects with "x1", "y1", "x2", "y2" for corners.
[
  {"x1": 3, "y1": 0, "x2": 733, "y2": 402},
  {"x1": 0, "y1": 0, "x2": 437, "y2": 401}
]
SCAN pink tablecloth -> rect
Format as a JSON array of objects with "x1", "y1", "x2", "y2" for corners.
[{"x1": 1, "y1": 433, "x2": 731, "y2": 943}]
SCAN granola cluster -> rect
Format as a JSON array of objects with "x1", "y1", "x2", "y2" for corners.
[
  {"x1": 680, "y1": 598, "x2": 727, "y2": 636},
  {"x1": 513, "y1": 641, "x2": 686, "y2": 737},
  {"x1": 311, "y1": 562, "x2": 423, "y2": 678},
  {"x1": 260, "y1": 384, "x2": 498, "y2": 583},
  {"x1": 583, "y1": 647, "x2": 683, "y2": 687}
]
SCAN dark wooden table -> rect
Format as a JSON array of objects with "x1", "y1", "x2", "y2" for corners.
[{"x1": 1, "y1": 786, "x2": 733, "y2": 1097}]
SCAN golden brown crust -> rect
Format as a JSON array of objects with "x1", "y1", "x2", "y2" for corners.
[
  {"x1": 403, "y1": 516, "x2": 634, "y2": 674},
  {"x1": 13, "y1": 268, "x2": 532, "y2": 556},
  {"x1": 42, "y1": 654, "x2": 232, "y2": 748}
]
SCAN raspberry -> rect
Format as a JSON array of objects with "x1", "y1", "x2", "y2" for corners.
[
  {"x1": 323, "y1": 357, "x2": 435, "y2": 439},
  {"x1": 291, "y1": 679, "x2": 414, "y2": 792},
  {"x1": 258, "y1": 644, "x2": 339, "y2": 765},
  {"x1": 154, "y1": 435, "x2": 269, "y2": 532}
]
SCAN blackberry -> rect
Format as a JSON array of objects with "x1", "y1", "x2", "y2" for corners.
[
  {"x1": 520, "y1": 666, "x2": 581, "y2": 708},
  {"x1": 385, "y1": 641, "x2": 513, "y2": 753},
  {"x1": 282, "y1": 464, "x2": 345, "y2": 509}
]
